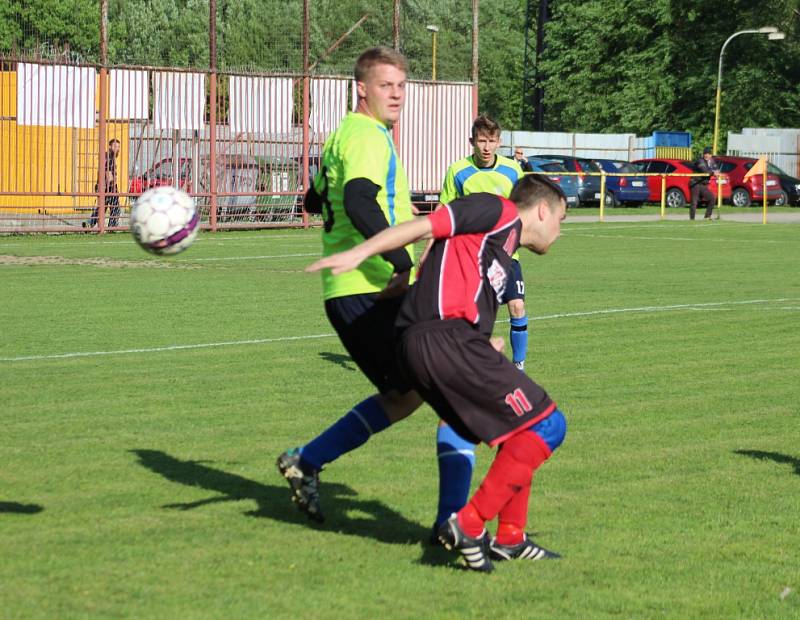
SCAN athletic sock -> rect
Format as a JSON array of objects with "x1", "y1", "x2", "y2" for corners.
[
  {"x1": 298, "y1": 396, "x2": 391, "y2": 473},
  {"x1": 435, "y1": 424, "x2": 477, "y2": 530},
  {"x1": 510, "y1": 315, "x2": 528, "y2": 365},
  {"x1": 496, "y1": 521, "x2": 525, "y2": 546},
  {"x1": 457, "y1": 430, "x2": 550, "y2": 537}
]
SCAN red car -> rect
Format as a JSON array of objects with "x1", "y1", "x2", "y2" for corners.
[
  {"x1": 128, "y1": 158, "x2": 193, "y2": 195},
  {"x1": 632, "y1": 158, "x2": 731, "y2": 208},
  {"x1": 712, "y1": 155, "x2": 783, "y2": 207}
]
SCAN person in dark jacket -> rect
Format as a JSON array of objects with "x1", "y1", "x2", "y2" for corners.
[{"x1": 689, "y1": 146, "x2": 718, "y2": 220}]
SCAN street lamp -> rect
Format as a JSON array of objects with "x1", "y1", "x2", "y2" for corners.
[
  {"x1": 426, "y1": 25, "x2": 439, "y2": 81},
  {"x1": 712, "y1": 26, "x2": 785, "y2": 154}
]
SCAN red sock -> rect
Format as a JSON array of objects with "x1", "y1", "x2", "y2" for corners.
[
  {"x1": 496, "y1": 521, "x2": 525, "y2": 546},
  {"x1": 458, "y1": 430, "x2": 550, "y2": 538}
]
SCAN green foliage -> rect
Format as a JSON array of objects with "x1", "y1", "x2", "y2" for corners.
[
  {"x1": 3, "y1": 0, "x2": 800, "y2": 141},
  {"x1": 109, "y1": 0, "x2": 208, "y2": 67},
  {"x1": 539, "y1": 0, "x2": 800, "y2": 145},
  {"x1": 4, "y1": 0, "x2": 99, "y2": 60}
]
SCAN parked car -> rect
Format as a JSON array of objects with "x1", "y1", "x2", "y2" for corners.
[
  {"x1": 592, "y1": 159, "x2": 650, "y2": 207},
  {"x1": 130, "y1": 156, "x2": 300, "y2": 222},
  {"x1": 632, "y1": 158, "x2": 731, "y2": 208},
  {"x1": 528, "y1": 158, "x2": 580, "y2": 207},
  {"x1": 536, "y1": 154, "x2": 603, "y2": 206},
  {"x1": 128, "y1": 157, "x2": 192, "y2": 195},
  {"x1": 766, "y1": 161, "x2": 800, "y2": 206},
  {"x1": 715, "y1": 156, "x2": 800, "y2": 207},
  {"x1": 712, "y1": 156, "x2": 782, "y2": 207}
]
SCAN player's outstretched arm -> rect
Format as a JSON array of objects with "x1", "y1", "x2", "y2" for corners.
[{"x1": 307, "y1": 216, "x2": 433, "y2": 275}]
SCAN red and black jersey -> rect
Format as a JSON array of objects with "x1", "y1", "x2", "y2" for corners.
[{"x1": 396, "y1": 193, "x2": 521, "y2": 338}]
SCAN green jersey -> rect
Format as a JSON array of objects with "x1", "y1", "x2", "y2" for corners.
[
  {"x1": 439, "y1": 154, "x2": 523, "y2": 205},
  {"x1": 440, "y1": 153, "x2": 523, "y2": 259},
  {"x1": 314, "y1": 112, "x2": 415, "y2": 300}
]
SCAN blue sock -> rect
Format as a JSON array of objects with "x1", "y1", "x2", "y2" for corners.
[
  {"x1": 510, "y1": 315, "x2": 528, "y2": 364},
  {"x1": 434, "y1": 424, "x2": 477, "y2": 530},
  {"x1": 299, "y1": 396, "x2": 391, "y2": 472}
]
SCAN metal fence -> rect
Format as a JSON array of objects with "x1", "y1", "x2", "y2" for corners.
[{"x1": 0, "y1": 0, "x2": 479, "y2": 233}]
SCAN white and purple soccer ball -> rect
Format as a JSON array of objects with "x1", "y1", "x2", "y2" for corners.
[{"x1": 130, "y1": 186, "x2": 200, "y2": 255}]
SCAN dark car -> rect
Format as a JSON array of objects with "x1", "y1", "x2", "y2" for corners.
[
  {"x1": 712, "y1": 156, "x2": 782, "y2": 207},
  {"x1": 536, "y1": 155, "x2": 603, "y2": 206},
  {"x1": 528, "y1": 158, "x2": 580, "y2": 207},
  {"x1": 592, "y1": 159, "x2": 650, "y2": 207}
]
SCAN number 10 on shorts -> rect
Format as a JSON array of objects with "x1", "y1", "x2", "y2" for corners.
[{"x1": 504, "y1": 388, "x2": 532, "y2": 416}]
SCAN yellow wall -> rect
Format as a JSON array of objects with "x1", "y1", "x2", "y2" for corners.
[{"x1": 0, "y1": 70, "x2": 130, "y2": 215}]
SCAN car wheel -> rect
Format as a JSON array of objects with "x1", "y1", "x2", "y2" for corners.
[
  {"x1": 665, "y1": 188, "x2": 685, "y2": 208},
  {"x1": 731, "y1": 188, "x2": 751, "y2": 207},
  {"x1": 603, "y1": 190, "x2": 617, "y2": 208},
  {"x1": 774, "y1": 189, "x2": 788, "y2": 206}
]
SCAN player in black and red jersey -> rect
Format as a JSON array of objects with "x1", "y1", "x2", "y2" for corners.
[{"x1": 308, "y1": 175, "x2": 568, "y2": 572}]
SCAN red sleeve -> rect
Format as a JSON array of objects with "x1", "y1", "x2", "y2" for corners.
[{"x1": 428, "y1": 204, "x2": 455, "y2": 239}]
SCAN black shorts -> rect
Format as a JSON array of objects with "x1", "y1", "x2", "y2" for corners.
[
  {"x1": 398, "y1": 319, "x2": 555, "y2": 446},
  {"x1": 501, "y1": 259, "x2": 525, "y2": 303},
  {"x1": 325, "y1": 293, "x2": 412, "y2": 395}
]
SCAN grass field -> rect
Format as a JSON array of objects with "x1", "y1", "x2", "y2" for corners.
[{"x1": 1, "y1": 219, "x2": 799, "y2": 618}]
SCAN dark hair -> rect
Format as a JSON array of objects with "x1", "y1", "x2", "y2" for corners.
[
  {"x1": 471, "y1": 115, "x2": 501, "y2": 140},
  {"x1": 509, "y1": 174, "x2": 566, "y2": 211},
  {"x1": 109, "y1": 138, "x2": 120, "y2": 146},
  {"x1": 354, "y1": 47, "x2": 408, "y2": 82}
]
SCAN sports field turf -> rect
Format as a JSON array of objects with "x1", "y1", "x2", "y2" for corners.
[{"x1": 1, "y1": 219, "x2": 798, "y2": 618}]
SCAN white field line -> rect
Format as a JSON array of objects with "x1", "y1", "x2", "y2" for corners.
[
  {"x1": 177, "y1": 252, "x2": 319, "y2": 262},
  {"x1": 0, "y1": 234, "x2": 321, "y2": 248},
  {"x1": 1, "y1": 297, "x2": 794, "y2": 364},
  {"x1": 564, "y1": 232, "x2": 789, "y2": 244}
]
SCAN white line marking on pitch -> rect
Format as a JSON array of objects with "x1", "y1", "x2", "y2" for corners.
[
  {"x1": 1, "y1": 298, "x2": 794, "y2": 363},
  {"x1": 564, "y1": 233, "x2": 789, "y2": 244},
  {"x1": 0, "y1": 334, "x2": 335, "y2": 362},
  {"x1": 177, "y1": 252, "x2": 319, "y2": 262}
]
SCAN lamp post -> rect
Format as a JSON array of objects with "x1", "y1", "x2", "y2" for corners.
[
  {"x1": 713, "y1": 26, "x2": 785, "y2": 155},
  {"x1": 427, "y1": 25, "x2": 439, "y2": 81}
]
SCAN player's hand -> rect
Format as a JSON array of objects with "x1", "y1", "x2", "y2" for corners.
[
  {"x1": 307, "y1": 249, "x2": 365, "y2": 275},
  {"x1": 377, "y1": 269, "x2": 410, "y2": 299},
  {"x1": 490, "y1": 336, "x2": 505, "y2": 353}
]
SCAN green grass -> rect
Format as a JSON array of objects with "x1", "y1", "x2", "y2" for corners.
[{"x1": 1, "y1": 221, "x2": 799, "y2": 618}]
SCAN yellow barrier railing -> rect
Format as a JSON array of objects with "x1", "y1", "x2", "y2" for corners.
[{"x1": 526, "y1": 170, "x2": 728, "y2": 222}]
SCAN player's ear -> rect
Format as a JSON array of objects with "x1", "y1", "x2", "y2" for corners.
[
  {"x1": 537, "y1": 199, "x2": 549, "y2": 221},
  {"x1": 356, "y1": 80, "x2": 367, "y2": 99}
]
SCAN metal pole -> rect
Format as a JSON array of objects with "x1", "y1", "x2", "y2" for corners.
[
  {"x1": 599, "y1": 171, "x2": 606, "y2": 222},
  {"x1": 209, "y1": 0, "x2": 218, "y2": 231},
  {"x1": 96, "y1": 0, "x2": 109, "y2": 233},
  {"x1": 763, "y1": 154, "x2": 768, "y2": 224},
  {"x1": 301, "y1": 0, "x2": 310, "y2": 228},
  {"x1": 471, "y1": 0, "x2": 479, "y2": 117},
  {"x1": 660, "y1": 175, "x2": 666, "y2": 219},
  {"x1": 713, "y1": 29, "x2": 766, "y2": 155},
  {"x1": 393, "y1": 0, "x2": 400, "y2": 50},
  {"x1": 431, "y1": 31, "x2": 438, "y2": 81}
]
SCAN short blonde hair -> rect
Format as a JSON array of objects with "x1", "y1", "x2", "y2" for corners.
[{"x1": 354, "y1": 47, "x2": 408, "y2": 82}]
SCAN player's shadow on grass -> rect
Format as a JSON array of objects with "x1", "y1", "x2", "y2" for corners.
[
  {"x1": 734, "y1": 450, "x2": 800, "y2": 477},
  {"x1": 0, "y1": 501, "x2": 43, "y2": 514},
  {"x1": 131, "y1": 449, "x2": 431, "y2": 547},
  {"x1": 318, "y1": 351, "x2": 357, "y2": 371}
]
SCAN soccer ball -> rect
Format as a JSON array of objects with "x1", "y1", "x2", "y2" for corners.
[{"x1": 130, "y1": 186, "x2": 200, "y2": 255}]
